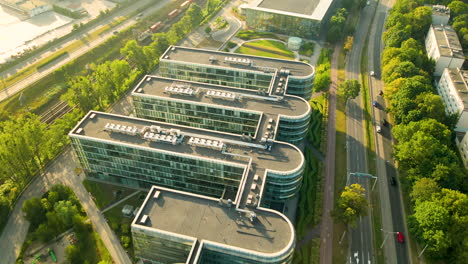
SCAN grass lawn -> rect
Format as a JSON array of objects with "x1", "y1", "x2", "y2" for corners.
[
  {"x1": 82, "y1": 179, "x2": 137, "y2": 210},
  {"x1": 235, "y1": 40, "x2": 294, "y2": 60},
  {"x1": 332, "y1": 95, "x2": 348, "y2": 264},
  {"x1": 293, "y1": 238, "x2": 320, "y2": 264},
  {"x1": 103, "y1": 193, "x2": 147, "y2": 259},
  {"x1": 235, "y1": 30, "x2": 281, "y2": 40}
]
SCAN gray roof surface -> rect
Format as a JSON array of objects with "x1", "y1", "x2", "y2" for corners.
[
  {"x1": 161, "y1": 46, "x2": 314, "y2": 77},
  {"x1": 133, "y1": 76, "x2": 310, "y2": 120},
  {"x1": 447, "y1": 68, "x2": 468, "y2": 110},
  {"x1": 430, "y1": 25, "x2": 464, "y2": 59},
  {"x1": 257, "y1": 0, "x2": 320, "y2": 15},
  {"x1": 70, "y1": 111, "x2": 303, "y2": 173},
  {"x1": 134, "y1": 186, "x2": 293, "y2": 254}
]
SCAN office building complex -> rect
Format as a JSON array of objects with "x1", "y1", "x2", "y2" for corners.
[
  {"x1": 132, "y1": 186, "x2": 295, "y2": 264},
  {"x1": 70, "y1": 111, "x2": 305, "y2": 208},
  {"x1": 425, "y1": 25, "x2": 464, "y2": 76},
  {"x1": 159, "y1": 46, "x2": 315, "y2": 99},
  {"x1": 131, "y1": 75, "x2": 311, "y2": 145},
  {"x1": 436, "y1": 68, "x2": 468, "y2": 132},
  {"x1": 240, "y1": 0, "x2": 334, "y2": 38}
]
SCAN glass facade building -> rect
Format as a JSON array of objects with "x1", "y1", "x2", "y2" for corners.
[
  {"x1": 132, "y1": 96, "x2": 261, "y2": 136},
  {"x1": 243, "y1": 8, "x2": 320, "y2": 38},
  {"x1": 159, "y1": 46, "x2": 315, "y2": 100},
  {"x1": 240, "y1": 0, "x2": 334, "y2": 39},
  {"x1": 131, "y1": 76, "x2": 311, "y2": 145},
  {"x1": 71, "y1": 137, "x2": 245, "y2": 198},
  {"x1": 131, "y1": 186, "x2": 296, "y2": 264}
]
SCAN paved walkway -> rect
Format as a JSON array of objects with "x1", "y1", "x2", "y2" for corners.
[{"x1": 319, "y1": 43, "x2": 340, "y2": 264}]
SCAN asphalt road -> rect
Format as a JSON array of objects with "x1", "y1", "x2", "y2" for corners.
[
  {"x1": 0, "y1": 0, "x2": 172, "y2": 102},
  {"x1": 367, "y1": 0, "x2": 411, "y2": 262},
  {"x1": 344, "y1": 2, "x2": 377, "y2": 263}
]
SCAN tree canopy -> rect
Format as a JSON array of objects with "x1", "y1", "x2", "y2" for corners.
[{"x1": 332, "y1": 184, "x2": 368, "y2": 227}]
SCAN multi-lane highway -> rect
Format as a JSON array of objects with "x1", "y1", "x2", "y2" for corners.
[
  {"x1": 367, "y1": 0, "x2": 411, "y2": 262},
  {"x1": 345, "y1": 2, "x2": 378, "y2": 264},
  {"x1": 345, "y1": 0, "x2": 412, "y2": 263}
]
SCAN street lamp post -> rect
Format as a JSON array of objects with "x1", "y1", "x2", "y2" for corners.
[
  {"x1": 418, "y1": 244, "x2": 429, "y2": 258},
  {"x1": 349, "y1": 172, "x2": 378, "y2": 190},
  {"x1": 380, "y1": 229, "x2": 396, "y2": 249}
]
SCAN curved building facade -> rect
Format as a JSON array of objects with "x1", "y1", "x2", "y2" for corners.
[{"x1": 159, "y1": 46, "x2": 315, "y2": 100}]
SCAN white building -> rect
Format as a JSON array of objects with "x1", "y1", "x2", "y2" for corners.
[
  {"x1": 456, "y1": 132, "x2": 468, "y2": 169},
  {"x1": 425, "y1": 25, "x2": 464, "y2": 76},
  {"x1": 431, "y1": 5, "x2": 450, "y2": 25},
  {"x1": 436, "y1": 68, "x2": 468, "y2": 132}
]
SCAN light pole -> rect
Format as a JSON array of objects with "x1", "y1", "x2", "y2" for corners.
[
  {"x1": 349, "y1": 172, "x2": 378, "y2": 190},
  {"x1": 380, "y1": 229, "x2": 396, "y2": 249},
  {"x1": 418, "y1": 244, "x2": 429, "y2": 258}
]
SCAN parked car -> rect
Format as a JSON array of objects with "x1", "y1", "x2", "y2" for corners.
[{"x1": 396, "y1": 232, "x2": 405, "y2": 243}]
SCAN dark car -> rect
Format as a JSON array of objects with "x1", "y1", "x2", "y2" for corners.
[
  {"x1": 390, "y1": 176, "x2": 396, "y2": 186},
  {"x1": 379, "y1": 90, "x2": 384, "y2": 96},
  {"x1": 396, "y1": 232, "x2": 405, "y2": 243},
  {"x1": 372, "y1": 100, "x2": 379, "y2": 108},
  {"x1": 383, "y1": 119, "x2": 389, "y2": 127}
]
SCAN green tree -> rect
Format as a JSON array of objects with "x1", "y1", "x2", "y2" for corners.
[
  {"x1": 392, "y1": 119, "x2": 451, "y2": 146},
  {"x1": 407, "y1": 6, "x2": 432, "y2": 39},
  {"x1": 332, "y1": 184, "x2": 368, "y2": 227},
  {"x1": 448, "y1": 1, "x2": 468, "y2": 17},
  {"x1": 62, "y1": 76, "x2": 97, "y2": 111},
  {"x1": 383, "y1": 23, "x2": 412, "y2": 47},
  {"x1": 65, "y1": 244, "x2": 81, "y2": 264},
  {"x1": 410, "y1": 178, "x2": 440, "y2": 204},
  {"x1": 186, "y1": 4, "x2": 203, "y2": 28},
  {"x1": 35, "y1": 223, "x2": 55, "y2": 242},
  {"x1": 338, "y1": 79, "x2": 360, "y2": 100},
  {"x1": 0, "y1": 196, "x2": 10, "y2": 229},
  {"x1": 120, "y1": 40, "x2": 150, "y2": 72},
  {"x1": 54, "y1": 200, "x2": 79, "y2": 228},
  {"x1": 22, "y1": 197, "x2": 46, "y2": 228}
]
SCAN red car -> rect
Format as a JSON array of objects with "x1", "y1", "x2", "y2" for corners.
[{"x1": 396, "y1": 232, "x2": 405, "y2": 243}]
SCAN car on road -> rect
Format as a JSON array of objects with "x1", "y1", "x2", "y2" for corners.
[
  {"x1": 379, "y1": 90, "x2": 383, "y2": 96},
  {"x1": 372, "y1": 100, "x2": 379, "y2": 108},
  {"x1": 370, "y1": 71, "x2": 375, "y2": 76},
  {"x1": 137, "y1": 13, "x2": 143, "y2": 17},
  {"x1": 113, "y1": 31, "x2": 119, "y2": 35},
  {"x1": 376, "y1": 125, "x2": 382, "y2": 133},
  {"x1": 390, "y1": 176, "x2": 396, "y2": 185},
  {"x1": 396, "y1": 232, "x2": 405, "y2": 243},
  {"x1": 383, "y1": 119, "x2": 389, "y2": 127}
]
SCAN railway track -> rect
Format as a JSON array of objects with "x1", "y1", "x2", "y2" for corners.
[{"x1": 39, "y1": 100, "x2": 73, "y2": 125}]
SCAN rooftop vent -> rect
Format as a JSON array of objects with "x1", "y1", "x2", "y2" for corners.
[
  {"x1": 165, "y1": 83, "x2": 198, "y2": 96},
  {"x1": 140, "y1": 214, "x2": 148, "y2": 224},
  {"x1": 224, "y1": 56, "x2": 252, "y2": 66},
  {"x1": 136, "y1": 88, "x2": 143, "y2": 93},
  {"x1": 188, "y1": 137, "x2": 225, "y2": 151},
  {"x1": 146, "y1": 77, "x2": 151, "y2": 82},
  {"x1": 76, "y1": 128, "x2": 83, "y2": 134},
  {"x1": 104, "y1": 123, "x2": 139, "y2": 136},
  {"x1": 171, "y1": 46, "x2": 176, "y2": 51},
  {"x1": 205, "y1": 90, "x2": 238, "y2": 101},
  {"x1": 90, "y1": 113, "x2": 96, "y2": 119}
]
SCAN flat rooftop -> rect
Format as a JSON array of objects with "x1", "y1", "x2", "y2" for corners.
[
  {"x1": 70, "y1": 111, "x2": 303, "y2": 173},
  {"x1": 133, "y1": 76, "x2": 310, "y2": 120},
  {"x1": 248, "y1": 0, "x2": 333, "y2": 20},
  {"x1": 161, "y1": 46, "x2": 314, "y2": 77},
  {"x1": 431, "y1": 5, "x2": 450, "y2": 17},
  {"x1": 133, "y1": 186, "x2": 294, "y2": 255},
  {"x1": 446, "y1": 68, "x2": 468, "y2": 110},
  {"x1": 430, "y1": 25, "x2": 464, "y2": 59}
]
